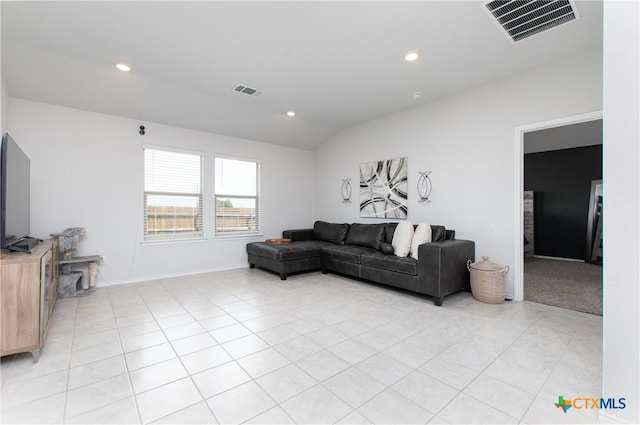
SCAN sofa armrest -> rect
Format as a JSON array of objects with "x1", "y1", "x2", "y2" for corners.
[
  {"x1": 282, "y1": 228, "x2": 315, "y2": 241},
  {"x1": 416, "y1": 239, "x2": 475, "y2": 305}
]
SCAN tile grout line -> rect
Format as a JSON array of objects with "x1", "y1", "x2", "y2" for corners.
[
  {"x1": 3, "y1": 270, "x2": 604, "y2": 425},
  {"x1": 405, "y1": 310, "x2": 531, "y2": 423},
  {"x1": 107, "y1": 285, "x2": 144, "y2": 425},
  {"x1": 138, "y1": 280, "x2": 217, "y2": 425},
  {"x1": 61, "y1": 298, "x2": 78, "y2": 424}
]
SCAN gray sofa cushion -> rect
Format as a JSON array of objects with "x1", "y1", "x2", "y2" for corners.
[
  {"x1": 431, "y1": 225, "x2": 446, "y2": 242},
  {"x1": 345, "y1": 223, "x2": 385, "y2": 250},
  {"x1": 282, "y1": 228, "x2": 315, "y2": 241},
  {"x1": 360, "y1": 252, "x2": 417, "y2": 275},
  {"x1": 247, "y1": 241, "x2": 329, "y2": 261},
  {"x1": 384, "y1": 223, "x2": 397, "y2": 244},
  {"x1": 321, "y1": 244, "x2": 377, "y2": 264},
  {"x1": 380, "y1": 242, "x2": 395, "y2": 254},
  {"x1": 313, "y1": 221, "x2": 350, "y2": 244},
  {"x1": 384, "y1": 223, "x2": 447, "y2": 243}
]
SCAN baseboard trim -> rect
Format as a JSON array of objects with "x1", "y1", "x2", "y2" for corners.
[
  {"x1": 95, "y1": 264, "x2": 250, "y2": 287},
  {"x1": 532, "y1": 255, "x2": 585, "y2": 263}
]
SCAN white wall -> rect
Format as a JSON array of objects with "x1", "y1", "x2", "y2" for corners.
[
  {"x1": 602, "y1": 1, "x2": 640, "y2": 423},
  {"x1": 1, "y1": 76, "x2": 7, "y2": 133},
  {"x1": 0, "y1": 5, "x2": 5, "y2": 133},
  {"x1": 315, "y1": 48, "x2": 602, "y2": 297},
  {"x1": 8, "y1": 99, "x2": 315, "y2": 284}
]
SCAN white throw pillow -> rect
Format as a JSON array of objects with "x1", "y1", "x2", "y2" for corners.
[
  {"x1": 410, "y1": 223, "x2": 432, "y2": 260},
  {"x1": 392, "y1": 221, "x2": 414, "y2": 257}
]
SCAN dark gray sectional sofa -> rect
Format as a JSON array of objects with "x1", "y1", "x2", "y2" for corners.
[{"x1": 246, "y1": 221, "x2": 475, "y2": 306}]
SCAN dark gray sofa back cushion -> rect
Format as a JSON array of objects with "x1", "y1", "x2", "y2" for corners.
[
  {"x1": 384, "y1": 223, "x2": 398, "y2": 244},
  {"x1": 384, "y1": 223, "x2": 447, "y2": 244},
  {"x1": 345, "y1": 223, "x2": 385, "y2": 250},
  {"x1": 380, "y1": 242, "x2": 395, "y2": 254},
  {"x1": 431, "y1": 225, "x2": 447, "y2": 241},
  {"x1": 313, "y1": 221, "x2": 350, "y2": 244}
]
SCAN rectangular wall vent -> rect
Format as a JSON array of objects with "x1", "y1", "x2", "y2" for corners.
[
  {"x1": 485, "y1": 0, "x2": 579, "y2": 42},
  {"x1": 233, "y1": 84, "x2": 264, "y2": 98}
]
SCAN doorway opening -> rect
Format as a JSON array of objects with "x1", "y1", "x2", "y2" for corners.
[{"x1": 513, "y1": 111, "x2": 603, "y2": 313}]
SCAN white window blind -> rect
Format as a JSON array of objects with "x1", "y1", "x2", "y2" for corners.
[
  {"x1": 144, "y1": 147, "x2": 203, "y2": 241},
  {"x1": 215, "y1": 156, "x2": 260, "y2": 236}
]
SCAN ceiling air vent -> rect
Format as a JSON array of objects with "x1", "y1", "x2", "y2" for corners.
[
  {"x1": 233, "y1": 84, "x2": 264, "y2": 98},
  {"x1": 485, "y1": 0, "x2": 579, "y2": 42}
]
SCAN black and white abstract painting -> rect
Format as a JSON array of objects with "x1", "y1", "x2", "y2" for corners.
[{"x1": 359, "y1": 157, "x2": 408, "y2": 218}]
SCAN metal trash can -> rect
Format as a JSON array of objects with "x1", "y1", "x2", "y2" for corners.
[{"x1": 467, "y1": 256, "x2": 509, "y2": 304}]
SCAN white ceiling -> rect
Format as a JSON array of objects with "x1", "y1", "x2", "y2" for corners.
[{"x1": 1, "y1": 1, "x2": 603, "y2": 150}]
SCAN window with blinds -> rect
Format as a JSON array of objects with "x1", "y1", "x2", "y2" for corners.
[
  {"x1": 144, "y1": 147, "x2": 204, "y2": 241},
  {"x1": 215, "y1": 156, "x2": 260, "y2": 236}
]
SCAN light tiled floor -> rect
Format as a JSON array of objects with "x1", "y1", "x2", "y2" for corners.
[{"x1": 1, "y1": 268, "x2": 605, "y2": 424}]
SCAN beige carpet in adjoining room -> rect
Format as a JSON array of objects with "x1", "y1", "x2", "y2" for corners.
[{"x1": 524, "y1": 256, "x2": 603, "y2": 316}]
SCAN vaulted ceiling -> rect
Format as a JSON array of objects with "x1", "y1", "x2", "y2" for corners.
[{"x1": 1, "y1": 1, "x2": 603, "y2": 150}]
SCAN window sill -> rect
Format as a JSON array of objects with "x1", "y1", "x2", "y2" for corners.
[
  {"x1": 141, "y1": 237, "x2": 206, "y2": 246},
  {"x1": 214, "y1": 233, "x2": 264, "y2": 241},
  {"x1": 140, "y1": 234, "x2": 264, "y2": 245}
]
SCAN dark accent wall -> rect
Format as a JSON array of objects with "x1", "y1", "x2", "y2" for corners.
[{"x1": 524, "y1": 144, "x2": 602, "y2": 260}]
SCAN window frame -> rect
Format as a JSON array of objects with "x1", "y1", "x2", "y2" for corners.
[
  {"x1": 214, "y1": 154, "x2": 261, "y2": 237},
  {"x1": 142, "y1": 144, "x2": 205, "y2": 243}
]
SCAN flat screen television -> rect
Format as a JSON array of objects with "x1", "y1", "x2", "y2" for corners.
[{"x1": 0, "y1": 133, "x2": 39, "y2": 252}]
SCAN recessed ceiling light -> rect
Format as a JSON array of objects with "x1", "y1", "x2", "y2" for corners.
[
  {"x1": 404, "y1": 51, "x2": 419, "y2": 62},
  {"x1": 286, "y1": 111, "x2": 296, "y2": 117},
  {"x1": 115, "y1": 63, "x2": 131, "y2": 72}
]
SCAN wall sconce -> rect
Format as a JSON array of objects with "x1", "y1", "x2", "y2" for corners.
[
  {"x1": 417, "y1": 171, "x2": 432, "y2": 202},
  {"x1": 341, "y1": 179, "x2": 352, "y2": 203}
]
